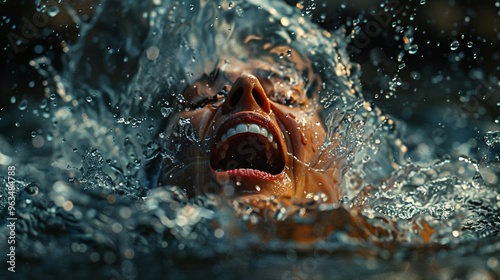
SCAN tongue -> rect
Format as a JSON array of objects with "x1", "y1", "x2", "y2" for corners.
[{"x1": 211, "y1": 134, "x2": 283, "y2": 175}]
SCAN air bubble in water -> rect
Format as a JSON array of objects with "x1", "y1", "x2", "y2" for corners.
[
  {"x1": 467, "y1": 42, "x2": 473, "y2": 48},
  {"x1": 450, "y1": 41, "x2": 460, "y2": 51},
  {"x1": 420, "y1": 0, "x2": 426, "y2": 4},
  {"x1": 86, "y1": 97, "x2": 93, "y2": 103}
]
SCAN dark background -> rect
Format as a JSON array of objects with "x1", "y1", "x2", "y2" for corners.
[{"x1": 1, "y1": 0, "x2": 499, "y2": 155}]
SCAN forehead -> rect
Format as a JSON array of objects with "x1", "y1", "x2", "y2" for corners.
[
  {"x1": 194, "y1": 47, "x2": 318, "y2": 87},
  {"x1": 197, "y1": 59, "x2": 298, "y2": 82}
]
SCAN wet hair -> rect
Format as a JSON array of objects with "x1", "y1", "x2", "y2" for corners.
[{"x1": 128, "y1": 0, "x2": 362, "y2": 119}]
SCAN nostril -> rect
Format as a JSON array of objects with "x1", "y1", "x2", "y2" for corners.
[
  {"x1": 230, "y1": 88, "x2": 243, "y2": 107},
  {"x1": 252, "y1": 89, "x2": 264, "y2": 107}
]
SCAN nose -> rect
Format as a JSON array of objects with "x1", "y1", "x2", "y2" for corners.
[{"x1": 221, "y1": 74, "x2": 271, "y2": 114}]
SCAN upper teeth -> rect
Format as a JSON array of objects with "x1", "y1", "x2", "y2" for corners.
[{"x1": 216, "y1": 123, "x2": 278, "y2": 150}]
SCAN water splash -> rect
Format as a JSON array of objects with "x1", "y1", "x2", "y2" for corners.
[{"x1": 1, "y1": 0, "x2": 500, "y2": 279}]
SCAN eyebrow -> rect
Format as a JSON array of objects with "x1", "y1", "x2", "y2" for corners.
[
  {"x1": 255, "y1": 69, "x2": 280, "y2": 79},
  {"x1": 198, "y1": 64, "x2": 304, "y2": 89},
  {"x1": 208, "y1": 67, "x2": 221, "y2": 81}
]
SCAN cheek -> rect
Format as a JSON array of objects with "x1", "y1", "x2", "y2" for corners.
[
  {"x1": 294, "y1": 112, "x2": 326, "y2": 148},
  {"x1": 179, "y1": 108, "x2": 217, "y2": 139}
]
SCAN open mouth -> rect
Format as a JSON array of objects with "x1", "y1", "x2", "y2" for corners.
[{"x1": 210, "y1": 115, "x2": 285, "y2": 178}]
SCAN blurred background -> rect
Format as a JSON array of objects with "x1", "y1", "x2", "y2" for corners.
[{"x1": 1, "y1": 0, "x2": 499, "y2": 158}]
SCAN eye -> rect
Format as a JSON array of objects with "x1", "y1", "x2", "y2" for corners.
[
  {"x1": 274, "y1": 92, "x2": 300, "y2": 106},
  {"x1": 191, "y1": 85, "x2": 230, "y2": 109},
  {"x1": 258, "y1": 74, "x2": 306, "y2": 107},
  {"x1": 269, "y1": 83, "x2": 304, "y2": 107}
]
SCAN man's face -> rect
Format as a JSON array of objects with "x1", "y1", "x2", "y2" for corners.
[{"x1": 161, "y1": 55, "x2": 341, "y2": 203}]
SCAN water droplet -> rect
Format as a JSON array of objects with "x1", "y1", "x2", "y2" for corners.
[
  {"x1": 397, "y1": 51, "x2": 404, "y2": 62},
  {"x1": 73, "y1": 148, "x2": 78, "y2": 152},
  {"x1": 467, "y1": 41, "x2": 473, "y2": 48},
  {"x1": 18, "y1": 99, "x2": 28, "y2": 110},
  {"x1": 31, "y1": 131, "x2": 37, "y2": 138},
  {"x1": 420, "y1": 0, "x2": 426, "y2": 4},
  {"x1": 86, "y1": 96, "x2": 92, "y2": 102},
  {"x1": 36, "y1": 4, "x2": 47, "y2": 12},
  {"x1": 25, "y1": 183, "x2": 39, "y2": 196},
  {"x1": 146, "y1": 46, "x2": 160, "y2": 60},
  {"x1": 15, "y1": 122, "x2": 20, "y2": 127},
  {"x1": 34, "y1": 45, "x2": 44, "y2": 54},
  {"x1": 47, "y1": 5, "x2": 60, "y2": 17},
  {"x1": 484, "y1": 131, "x2": 500, "y2": 146},
  {"x1": 161, "y1": 107, "x2": 173, "y2": 118},
  {"x1": 10, "y1": 96, "x2": 16, "y2": 104},
  {"x1": 408, "y1": 44, "x2": 418, "y2": 54},
  {"x1": 39, "y1": 98, "x2": 47, "y2": 109},
  {"x1": 450, "y1": 40, "x2": 460, "y2": 51},
  {"x1": 472, "y1": 172, "x2": 484, "y2": 188}
]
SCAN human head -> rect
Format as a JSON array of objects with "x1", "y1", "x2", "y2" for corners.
[{"x1": 148, "y1": 0, "x2": 359, "y2": 203}]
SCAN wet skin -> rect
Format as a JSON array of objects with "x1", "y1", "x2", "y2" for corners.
[{"x1": 161, "y1": 58, "x2": 341, "y2": 203}]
